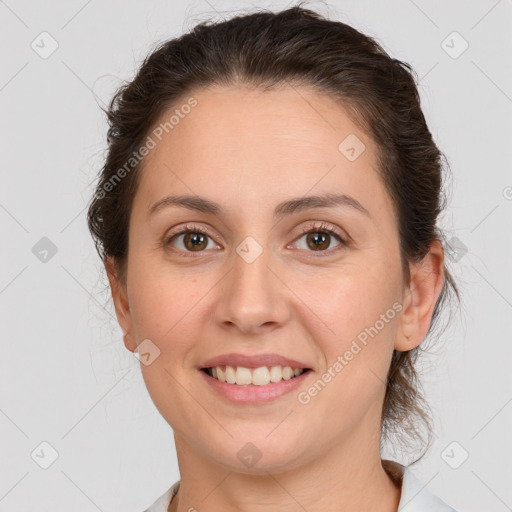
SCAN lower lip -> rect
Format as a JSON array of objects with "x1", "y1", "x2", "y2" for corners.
[{"x1": 199, "y1": 369, "x2": 312, "y2": 404}]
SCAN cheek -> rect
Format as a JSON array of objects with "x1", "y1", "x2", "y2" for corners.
[
  {"x1": 299, "y1": 271, "x2": 399, "y2": 427},
  {"x1": 127, "y1": 272, "x2": 207, "y2": 426},
  {"x1": 127, "y1": 266, "x2": 221, "y2": 399},
  {"x1": 127, "y1": 268, "x2": 200, "y2": 356},
  {"x1": 302, "y1": 262, "x2": 400, "y2": 339},
  {"x1": 298, "y1": 261, "x2": 400, "y2": 399}
]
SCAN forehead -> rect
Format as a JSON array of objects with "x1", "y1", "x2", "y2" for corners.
[
  {"x1": 154, "y1": 84, "x2": 368, "y2": 160},
  {"x1": 133, "y1": 84, "x2": 393, "y2": 224}
]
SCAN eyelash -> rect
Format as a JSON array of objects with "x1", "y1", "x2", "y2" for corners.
[{"x1": 162, "y1": 222, "x2": 348, "y2": 257}]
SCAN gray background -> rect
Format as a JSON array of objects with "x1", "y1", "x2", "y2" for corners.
[{"x1": 1, "y1": 0, "x2": 511, "y2": 510}]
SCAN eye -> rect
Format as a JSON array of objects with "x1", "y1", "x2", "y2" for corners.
[
  {"x1": 161, "y1": 221, "x2": 348, "y2": 257},
  {"x1": 162, "y1": 223, "x2": 220, "y2": 255},
  {"x1": 291, "y1": 222, "x2": 347, "y2": 255}
]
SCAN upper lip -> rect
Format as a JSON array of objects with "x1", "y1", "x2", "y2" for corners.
[{"x1": 200, "y1": 353, "x2": 312, "y2": 370}]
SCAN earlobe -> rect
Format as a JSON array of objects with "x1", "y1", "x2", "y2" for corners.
[
  {"x1": 105, "y1": 256, "x2": 136, "y2": 353},
  {"x1": 395, "y1": 241, "x2": 445, "y2": 352}
]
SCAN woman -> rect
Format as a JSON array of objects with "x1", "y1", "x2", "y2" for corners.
[{"x1": 87, "y1": 4, "x2": 461, "y2": 511}]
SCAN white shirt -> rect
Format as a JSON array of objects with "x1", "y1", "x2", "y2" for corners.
[{"x1": 143, "y1": 461, "x2": 460, "y2": 512}]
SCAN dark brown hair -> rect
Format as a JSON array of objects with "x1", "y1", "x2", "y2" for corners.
[{"x1": 87, "y1": 2, "x2": 459, "y2": 462}]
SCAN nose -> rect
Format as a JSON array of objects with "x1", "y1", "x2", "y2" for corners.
[{"x1": 212, "y1": 245, "x2": 291, "y2": 335}]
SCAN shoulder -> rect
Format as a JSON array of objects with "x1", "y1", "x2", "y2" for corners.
[{"x1": 142, "y1": 480, "x2": 180, "y2": 512}]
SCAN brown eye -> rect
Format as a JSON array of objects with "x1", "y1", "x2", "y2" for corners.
[
  {"x1": 293, "y1": 222, "x2": 347, "y2": 255},
  {"x1": 305, "y1": 231, "x2": 332, "y2": 251},
  {"x1": 181, "y1": 232, "x2": 209, "y2": 251},
  {"x1": 164, "y1": 224, "x2": 220, "y2": 254}
]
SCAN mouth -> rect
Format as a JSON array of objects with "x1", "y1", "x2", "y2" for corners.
[
  {"x1": 200, "y1": 364, "x2": 313, "y2": 404},
  {"x1": 200, "y1": 365, "x2": 312, "y2": 386}
]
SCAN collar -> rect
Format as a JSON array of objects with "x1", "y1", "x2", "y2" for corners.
[{"x1": 384, "y1": 460, "x2": 458, "y2": 511}]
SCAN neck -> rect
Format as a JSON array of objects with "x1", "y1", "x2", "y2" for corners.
[{"x1": 168, "y1": 432, "x2": 402, "y2": 512}]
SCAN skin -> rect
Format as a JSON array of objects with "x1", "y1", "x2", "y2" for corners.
[{"x1": 106, "y1": 84, "x2": 445, "y2": 512}]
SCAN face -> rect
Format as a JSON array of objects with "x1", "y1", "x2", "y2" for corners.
[{"x1": 108, "y1": 84, "x2": 441, "y2": 474}]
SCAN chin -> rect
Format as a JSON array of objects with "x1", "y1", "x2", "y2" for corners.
[{"x1": 204, "y1": 436, "x2": 309, "y2": 475}]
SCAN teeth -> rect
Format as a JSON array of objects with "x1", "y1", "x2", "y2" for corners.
[
  {"x1": 225, "y1": 365, "x2": 236, "y2": 384},
  {"x1": 206, "y1": 365, "x2": 306, "y2": 385},
  {"x1": 269, "y1": 366, "x2": 282, "y2": 383},
  {"x1": 236, "y1": 366, "x2": 253, "y2": 385}
]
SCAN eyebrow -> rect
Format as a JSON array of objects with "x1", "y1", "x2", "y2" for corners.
[{"x1": 147, "y1": 192, "x2": 370, "y2": 220}]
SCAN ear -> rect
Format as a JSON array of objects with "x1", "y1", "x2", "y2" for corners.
[
  {"x1": 395, "y1": 240, "x2": 445, "y2": 351},
  {"x1": 105, "y1": 256, "x2": 137, "y2": 353}
]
